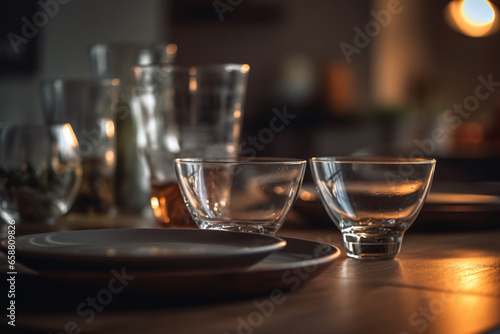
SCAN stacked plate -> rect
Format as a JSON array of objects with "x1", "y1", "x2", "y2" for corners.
[{"x1": 1, "y1": 228, "x2": 340, "y2": 298}]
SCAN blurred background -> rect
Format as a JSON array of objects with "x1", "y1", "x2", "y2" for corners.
[{"x1": 2, "y1": 0, "x2": 500, "y2": 182}]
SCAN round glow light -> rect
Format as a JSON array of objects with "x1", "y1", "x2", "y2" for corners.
[
  {"x1": 461, "y1": 0, "x2": 495, "y2": 26},
  {"x1": 445, "y1": 0, "x2": 499, "y2": 37}
]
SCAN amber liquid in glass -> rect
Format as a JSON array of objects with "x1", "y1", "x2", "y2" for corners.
[{"x1": 150, "y1": 181, "x2": 196, "y2": 228}]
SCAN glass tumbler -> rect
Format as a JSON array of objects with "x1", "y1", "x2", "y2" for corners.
[
  {"x1": 89, "y1": 43, "x2": 177, "y2": 89},
  {"x1": 310, "y1": 157, "x2": 436, "y2": 260},
  {"x1": 89, "y1": 43, "x2": 177, "y2": 214},
  {"x1": 0, "y1": 124, "x2": 82, "y2": 225},
  {"x1": 40, "y1": 79, "x2": 119, "y2": 216},
  {"x1": 133, "y1": 64, "x2": 250, "y2": 227}
]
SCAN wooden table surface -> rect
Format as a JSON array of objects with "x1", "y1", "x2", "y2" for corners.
[{"x1": 2, "y1": 217, "x2": 500, "y2": 334}]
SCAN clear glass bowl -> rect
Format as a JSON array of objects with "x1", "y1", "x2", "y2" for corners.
[
  {"x1": 0, "y1": 124, "x2": 82, "y2": 225},
  {"x1": 175, "y1": 158, "x2": 306, "y2": 235},
  {"x1": 310, "y1": 157, "x2": 436, "y2": 260}
]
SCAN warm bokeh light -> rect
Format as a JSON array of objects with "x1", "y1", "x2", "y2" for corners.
[
  {"x1": 111, "y1": 78, "x2": 120, "y2": 86},
  {"x1": 462, "y1": 121, "x2": 485, "y2": 144},
  {"x1": 299, "y1": 191, "x2": 315, "y2": 201},
  {"x1": 232, "y1": 123, "x2": 241, "y2": 140},
  {"x1": 105, "y1": 150, "x2": 115, "y2": 166},
  {"x1": 455, "y1": 121, "x2": 485, "y2": 144},
  {"x1": 151, "y1": 197, "x2": 159, "y2": 209},
  {"x1": 62, "y1": 123, "x2": 79, "y2": 148},
  {"x1": 445, "y1": 0, "x2": 499, "y2": 37},
  {"x1": 106, "y1": 248, "x2": 116, "y2": 257},
  {"x1": 426, "y1": 193, "x2": 500, "y2": 204},
  {"x1": 274, "y1": 186, "x2": 285, "y2": 195},
  {"x1": 189, "y1": 78, "x2": 197, "y2": 92},
  {"x1": 159, "y1": 197, "x2": 169, "y2": 223},
  {"x1": 166, "y1": 43, "x2": 178, "y2": 55},
  {"x1": 151, "y1": 196, "x2": 167, "y2": 223},
  {"x1": 241, "y1": 64, "x2": 250, "y2": 73},
  {"x1": 105, "y1": 120, "x2": 115, "y2": 138},
  {"x1": 189, "y1": 67, "x2": 197, "y2": 91},
  {"x1": 325, "y1": 62, "x2": 355, "y2": 114},
  {"x1": 133, "y1": 67, "x2": 142, "y2": 78},
  {"x1": 462, "y1": 0, "x2": 495, "y2": 25}
]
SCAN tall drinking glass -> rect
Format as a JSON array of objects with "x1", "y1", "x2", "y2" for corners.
[
  {"x1": 88, "y1": 43, "x2": 177, "y2": 214},
  {"x1": 132, "y1": 63, "x2": 250, "y2": 227},
  {"x1": 40, "y1": 79, "x2": 119, "y2": 216},
  {"x1": 89, "y1": 43, "x2": 177, "y2": 89}
]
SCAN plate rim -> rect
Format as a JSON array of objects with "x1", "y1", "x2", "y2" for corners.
[
  {"x1": 32, "y1": 236, "x2": 341, "y2": 278},
  {"x1": 0, "y1": 228, "x2": 287, "y2": 265}
]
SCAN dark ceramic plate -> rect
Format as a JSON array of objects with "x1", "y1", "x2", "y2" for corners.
[
  {"x1": 6, "y1": 236, "x2": 340, "y2": 300},
  {"x1": 1, "y1": 228, "x2": 286, "y2": 271}
]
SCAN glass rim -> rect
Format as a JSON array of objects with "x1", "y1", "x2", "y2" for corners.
[
  {"x1": 40, "y1": 78, "x2": 118, "y2": 86},
  {"x1": 134, "y1": 63, "x2": 250, "y2": 73},
  {"x1": 88, "y1": 42, "x2": 176, "y2": 49},
  {"x1": 310, "y1": 156, "x2": 436, "y2": 165},
  {"x1": 175, "y1": 157, "x2": 306, "y2": 165},
  {"x1": 0, "y1": 122, "x2": 72, "y2": 129}
]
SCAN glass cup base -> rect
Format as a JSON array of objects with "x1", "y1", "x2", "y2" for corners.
[
  {"x1": 197, "y1": 221, "x2": 279, "y2": 235},
  {"x1": 342, "y1": 232, "x2": 402, "y2": 260}
]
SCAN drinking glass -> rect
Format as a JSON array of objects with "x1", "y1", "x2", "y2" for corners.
[
  {"x1": 175, "y1": 158, "x2": 306, "y2": 234},
  {"x1": 0, "y1": 124, "x2": 82, "y2": 225},
  {"x1": 89, "y1": 43, "x2": 177, "y2": 213},
  {"x1": 40, "y1": 79, "x2": 119, "y2": 216},
  {"x1": 310, "y1": 157, "x2": 436, "y2": 260},
  {"x1": 133, "y1": 64, "x2": 250, "y2": 227},
  {"x1": 89, "y1": 43, "x2": 177, "y2": 90}
]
